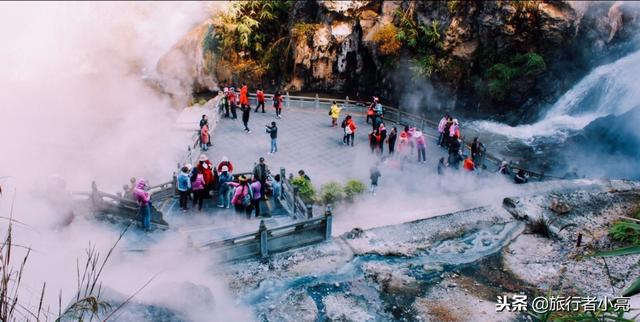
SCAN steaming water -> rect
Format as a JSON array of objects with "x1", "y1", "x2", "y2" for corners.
[
  {"x1": 470, "y1": 49, "x2": 640, "y2": 142},
  {"x1": 244, "y1": 222, "x2": 523, "y2": 321}
]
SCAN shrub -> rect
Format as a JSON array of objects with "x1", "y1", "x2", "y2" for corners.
[
  {"x1": 291, "y1": 177, "x2": 316, "y2": 204},
  {"x1": 344, "y1": 179, "x2": 366, "y2": 202},
  {"x1": 291, "y1": 22, "x2": 318, "y2": 42},
  {"x1": 319, "y1": 182, "x2": 344, "y2": 205},
  {"x1": 372, "y1": 23, "x2": 402, "y2": 56},
  {"x1": 609, "y1": 220, "x2": 640, "y2": 245}
]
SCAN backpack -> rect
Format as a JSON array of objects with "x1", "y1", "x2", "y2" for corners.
[
  {"x1": 341, "y1": 119, "x2": 347, "y2": 129},
  {"x1": 242, "y1": 185, "x2": 253, "y2": 206}
]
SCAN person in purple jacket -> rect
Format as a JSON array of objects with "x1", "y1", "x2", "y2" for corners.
[
  {"x1": 249, "y1": 177, "x2": 262, "y2": 218},
  {"x1": 133, "y1": 179, "x2": 151, "y2": 230}
]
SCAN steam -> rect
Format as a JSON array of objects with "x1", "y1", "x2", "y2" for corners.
[{"x1": 0, "y1": 2, "x2": 253, "y2": 321}]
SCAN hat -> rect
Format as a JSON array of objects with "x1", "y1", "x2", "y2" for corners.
[
  {"x1": 238, "y1": 175, "x2": 247, "y2": 182},
  {"x1": 501, "y1": 161, "x2": 508, "y2": 166},
  {"x1": 453, "y1": 119, "x2": 459, "y2": 125},
  {"x1": 184, "y1": 163, "x2": 193, "y2": 170},
  {"x1": 199, "y1": 154, "x2": 208, "y2": 162},
  {"x1": 373, "y1": 96, "x2": 379, "y2": 101},
  {"x1": 221, "y1": 166, "x2": 229, "y2": 172},
  {"x1": 413, "y1": 131, "x2": 422, "y2": 138}
]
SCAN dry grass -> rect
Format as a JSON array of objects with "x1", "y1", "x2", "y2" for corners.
[{"x1": 371, "y1": 23, "x2": 402, "y2": 56}]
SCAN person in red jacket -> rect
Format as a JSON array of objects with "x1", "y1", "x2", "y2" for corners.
[
  {"x1": 345, "y1": 116, "x2": 357, "y2": 147},
  {"x1": 273, "y1": 91, "x2": 283, "y2": 118},
  {"x1": 197, "y1": 154, "x2": 214, "y2": 198},
  {"x1": 255, "y1": 87, "x2": 265, "y2": 113},
  {"x1": 463, "y1": 157, "x2": 475, "y2": 171},
  {"x1": 217, "y1": 156, "x2": 234, "y2": 174},
  {"x1": 239, "y1": 82, "x2": 249, "y2": 109}
]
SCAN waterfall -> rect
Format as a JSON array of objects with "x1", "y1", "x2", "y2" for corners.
[{"x1": 471, "y1": 49, "x2": 640, "y2": 141}]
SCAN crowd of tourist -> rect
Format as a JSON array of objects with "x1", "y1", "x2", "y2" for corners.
[{"x1": 132, "y1": 83, "x2": 531, "y2": 230}]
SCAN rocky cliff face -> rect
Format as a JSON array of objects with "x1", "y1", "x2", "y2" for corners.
[{"x1": 157, "y1": 1, "x2": 640, "y2": 122}]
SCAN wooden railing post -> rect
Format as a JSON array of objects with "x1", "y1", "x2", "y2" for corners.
[
  {"x1": 293, "y1": 186, "x2": 299, "y2": 215},
  {"x1": 314, "y1": 93, "x2": 319, "y2": 111},
  {"x1": 306, "y1": 205, "x2": 313, "y2": 219},
  {"x1": 324, "y1": 206, "x2": 332, "y2": 241},
  {"x1": 285, "y1": 91, "x2": 290, "y2": 108},
  {"x1": 172, "y1": 172, "x2": 178, "y2": 196},
  {"x1": 259, "y1": 220, "x2": 268, "y2": 258},
  {"x1": 279, "y1": 167, "x2": 286, "y2": 200}
]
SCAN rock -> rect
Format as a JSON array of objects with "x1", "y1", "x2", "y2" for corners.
[
  {"x1": 550, "y1": 198, "x2": 571, "y2": 214},
  {"x1": 362, "y1": 262, "x2": 421, "y2": 297},
  {"x1": 265, "y1": 289, "x2": 318, "y2": 322},
  {"x1": 322, "y1": 294, "x2": 374, "y2": 322},
  {"x1": 344, "y1": 227, "x2": 365, "y2": 239}
]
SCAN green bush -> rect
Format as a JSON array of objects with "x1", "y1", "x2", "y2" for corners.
[
  {"x1": 609, "y1": 220, "x2": 640, "y2": 245},
  {"x1": 291, "y1": 177, "x2": 316, "y2": 204},
  {"x1": 319, "y1": 182, "x2": 344, "y2": 205},
  {"x1": 344, "y1": 179, "x2": 366, "y2": 202}
]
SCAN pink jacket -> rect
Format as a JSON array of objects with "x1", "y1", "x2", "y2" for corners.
[
  {"x1": 192, "y1": 173, "x2": 205, "y2": 191},
  {"x1": 449, "y1": 124, "x2": 459, "y2": 137},
  {"x1": 438, "y1": 118, "x2": 447, "y2": 133},
  {"x1": 229, "y1": 182, "x2": 251, "y2": 205},
  {"x1": 200, "y1": 125, "x2": 209, "y2": 144},
  {"x1": 133, "y1": 179, "x2": 150, "y2": 206}
]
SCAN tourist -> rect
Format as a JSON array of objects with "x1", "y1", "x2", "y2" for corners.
[
  {"x1": 415, "y1": 130, "x2": 426, "y2": 163},
  {"x1": 450, "y1": 119, "x2": 460, "y2": 140},
  {"x1": 442, "y1": 117, "x2": 453, "y2": 147},
  {"x1": 437, "y1": 114, "x2": 449, "y2": 146},
  {"x1": 239, "y1": 82, "x2": 249, "y2": 109},
  {"x1": 345, "y1": 116, "x2": 357, "y2": 147},
  {"x1": 366, "y1": 97, "x2": 376, "y2": 124},
  {"x1": 448, "y1": 137, "x2": 462, "y2": 169},
  {"x1": 271, "y1": 174, "x2": 282, "y2": 202},
  {"x1": 266, "y1": 121, "x2": 278, "y2": 154},
  {"x1": 217, "y1": 166, "x2": 233, "y2": 208},
  {"x1": 370, "y1": 165, "x2": 381, "y2": 195},
  {"x1": 373, "y1": 99, "x2": 383, "y2": 130},
  {"x1": 241, "y1": 103, "x2": 251, "y2": 133},
  {"x1": 217, "y1": 156, "x2": 234, "y2": 174},
  {"x1": 200, "y1": 114, "x2": 209, "y2": 129},
  {"x1": 191, "y1": 168, "x2": 206, "y2": 211},
  {"x1": 177, "y1": 166, "x2": 191, "y2": 211},
  {"x1": 273, "y1": 91, "x2": 283, "y2": 118},
  {"x1": 463, "y1": 157, "x2": 475, "y2": 171},
  {"x1": 197, "y1": 154, "x2": 214, "y2": 198},
  {"x1": 133, "y1": 179, "x2": 151, "y2": 230},
  {"x1": 514, "y1": 169, "x2": 529, "y2": 184},
  {"x1": 200, "y1": 124, "x2": 210, "y2": 151},
  {"x1": 229, "y1": 176, "x2": 253, "y2": 216},
  {"x1": 341, "y1": 115, "x2": 350, "y2": 144},
  {"x1": 228, "y1": 87, "x2": 238, "y2": 119},
  {"x1": 437, "y1": 157, "x2": 448, "y2": 175},
  {"x1": 255, "y1": 87, "x2": 266, "y2": 113},
  {"x1": 222, "y1": 87, "x2": 230, "y2": 118},
  {"x1": 329, "y1": 101, "x2": 342, "y2": 127},
  {"x1": 253, "y1": 157, "x2": 269, "y2": 198},
  {"x1": 369, "y1": 130, "x2": 378, "y2": 154},
  {"x1": 249, "y1": 177, "x2": 262, "y2": 218},
  {"x1": 498, "y1": 161, "x2": 510, "y2": 175},
  {"x1": 407, "y1": 126, "x2": 416, "y2": 155},
  {"x1": 471, "y1": 137, "x2": 485, "y2": 169},
  {"x1": 378, "y1": 123, "x2": 387, "y2": 154},
  {"x1": 298, "y1": 170, "x2": 311, "y2": 182},
  {"x1": 387, "y1": 126, "x2": 397, "y2": 156}
]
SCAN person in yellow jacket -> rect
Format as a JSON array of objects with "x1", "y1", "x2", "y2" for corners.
[{"x1": 329, "y1": 101, "x2": 342, "y2": 127}]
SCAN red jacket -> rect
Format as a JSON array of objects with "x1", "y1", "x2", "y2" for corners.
[
  {"x1": 197, "y1": 160, "x2": 214, "y2": 185},
  {"x1": 227, "y1": 91, "x2": 236, "y2": 104},
  {"x1": 239, "y1": 85, "x2": 249, "y2": 105},
  {"x1": 256, "y1": 90, "x2": 265, "y2": 103},
  {"x1": 463, "y1": 158, "x2": 475, "y2": 171},
  {"x1": 347, "y1": 119, "x2": 357, "y2": 133}
]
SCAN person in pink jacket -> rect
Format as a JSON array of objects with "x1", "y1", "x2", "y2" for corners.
[
  {"x1": 228, "y1": 176, "x2": 253, "y2": 217},
  {"x1": 191, "y1": 169, "x2": 206, "y2": 211},
  {"x1": 133, "y1": 179, "x2": 151, "y2": 230}
]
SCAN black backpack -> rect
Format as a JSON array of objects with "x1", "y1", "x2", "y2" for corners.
[{"x1": 341, "y1": 119, "x2": 347, "y2": 128}]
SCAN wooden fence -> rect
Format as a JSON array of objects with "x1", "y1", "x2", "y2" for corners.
[{"x1": 194, "y1": 208, "x2": 332, "y2": 262}]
